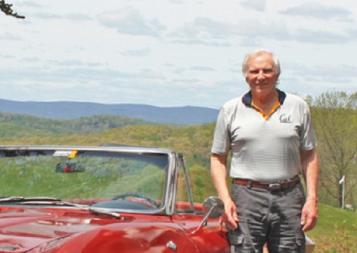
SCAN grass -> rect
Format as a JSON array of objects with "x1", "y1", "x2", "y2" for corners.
[{"x1": 307, "y1": 203, "x2": 357, "y2": 253}]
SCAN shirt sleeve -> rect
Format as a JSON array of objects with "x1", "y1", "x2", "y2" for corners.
[
  {"x1": 211, "y1": 107, "x2": 231, "y2": 155},
  {"x1": 300, "y1": 103, "x2": 316, "y2": 150}
]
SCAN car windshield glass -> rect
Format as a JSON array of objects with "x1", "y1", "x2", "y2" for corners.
[{"x1": 0, "y1": 149, "x2": 168, "y2": 212}]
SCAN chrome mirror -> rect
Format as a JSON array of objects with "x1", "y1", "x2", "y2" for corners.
[
  {"x1": 191, "y1": 196, "x2": 224, "y2": 235},
  {"x1": 203, "y1": 196, "x2": 224, "y2": 218}
]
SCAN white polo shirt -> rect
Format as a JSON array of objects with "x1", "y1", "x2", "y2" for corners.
[{"x1": 211, "y1": 90, "x2": 316, "y2": 182}]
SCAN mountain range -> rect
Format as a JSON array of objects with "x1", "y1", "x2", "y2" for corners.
[{"x1": 0, "y1": 99, "x2": 218, "y2": 125}]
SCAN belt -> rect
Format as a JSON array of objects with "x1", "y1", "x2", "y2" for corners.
[{"x1": 232, "y1": 175, "x2": 300, "y2": 191}]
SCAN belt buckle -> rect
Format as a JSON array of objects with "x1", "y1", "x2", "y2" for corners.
[{"x1": 268, "y1": 183, "x2": 281, "y2": 191}]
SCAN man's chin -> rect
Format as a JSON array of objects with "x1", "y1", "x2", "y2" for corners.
[{"x1": 252, "y1": 88, "x2": 272, "y2": 97}]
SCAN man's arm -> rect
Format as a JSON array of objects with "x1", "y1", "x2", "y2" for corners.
[
  {"x1": 300, "y1": 149, "x2": 319, "y2": 231},
  {"x1": 210, "y1": 154, "x2": 239, "y2": 229}
]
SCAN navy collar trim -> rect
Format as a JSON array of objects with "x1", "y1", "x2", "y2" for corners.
[{"x1": 242, "y1": 89, "x2": 286, "y2": 106}]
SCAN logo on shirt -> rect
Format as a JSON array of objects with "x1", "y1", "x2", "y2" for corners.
[{"x1": 279, "y1": 113, "x2": 292, "y2": 123}]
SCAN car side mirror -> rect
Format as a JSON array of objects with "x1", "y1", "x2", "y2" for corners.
[
  {"x1": 203, "y1": 196, "x2": 224, "y2": 218},
  {"x1": 191, "y1": 196, "x2": 224, "y2": 235}
]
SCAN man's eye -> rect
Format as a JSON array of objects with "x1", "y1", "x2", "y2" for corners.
[{"x1": 263, "y1": 69, "x2": 273, "y2": 74}]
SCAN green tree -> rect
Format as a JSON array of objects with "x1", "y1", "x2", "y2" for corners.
[{"x1": 312, "y1": 91, "x2": 357, "y2": 208}]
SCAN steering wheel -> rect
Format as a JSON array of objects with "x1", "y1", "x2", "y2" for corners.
[{"x1": 112, "y1": 192, "x2": 159, "y2": 208}]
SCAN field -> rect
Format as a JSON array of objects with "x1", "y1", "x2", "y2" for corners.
[{"x1": 308, "y1": 204, "x2": 357, "y2": 253}]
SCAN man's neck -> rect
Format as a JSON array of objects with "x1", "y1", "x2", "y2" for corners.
[{"x1": 252, "y1": 89, "x2": 279, "y2": 109}]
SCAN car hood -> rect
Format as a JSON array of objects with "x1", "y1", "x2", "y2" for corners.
[
  {"x1": 0, "y1": 206, "x2": 181, "y2": 253},
  {"x1": 0, "y1": 206, "x2": 105, "y2": 252}
]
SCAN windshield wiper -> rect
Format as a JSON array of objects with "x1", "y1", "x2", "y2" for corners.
[
  {"x1": 0, "y1": 196, "x2": 120, "y2": 219},
  {"x1": 87, "y1": 207, "x2": 121, "y2": 218},
  {"x1": 0, "y1": 196, "x2": 61, "y2": 203}
]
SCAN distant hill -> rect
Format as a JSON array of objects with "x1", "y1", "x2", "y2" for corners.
[
  {"x1": 0, "y1": 99, "x2": 218, "y2": 125},
  {"x1": 0, "y1": 112, "x2": 146, "y2": 137}
]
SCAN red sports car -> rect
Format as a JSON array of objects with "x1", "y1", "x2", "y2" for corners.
[{"x1": 0, "y1": 145, "x2": 228, "y2": 253}]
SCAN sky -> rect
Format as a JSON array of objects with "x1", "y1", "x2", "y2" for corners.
[{"x1": 1, "y1": 0, "x2": 357, "y2": 108}]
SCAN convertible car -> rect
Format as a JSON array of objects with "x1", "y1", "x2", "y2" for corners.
[
  {"x1": 0, "y1": 145, "x2": 228, "y2": 253},
  {"x1": 0, "y1": 145, "x2": 315, "y2": 253}
]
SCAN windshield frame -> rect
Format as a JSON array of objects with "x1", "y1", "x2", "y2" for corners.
[{"x1": 0, "y1": 145, "x2": 175, "y2": 215}]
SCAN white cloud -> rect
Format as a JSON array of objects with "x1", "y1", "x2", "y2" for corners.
[
  {"x1": 0, "y1": 32, "x2": 22, "y2": 41},
  {"x1": 97, "y1": 7, "x2": 166, "y2": 37},
  {"x1": 240, "y1": 0, "x2": 266, "y2": 12},
  {"x1": 31, "y1": 12, "x2": 62, "y2": 20},
  {"x1": 121, "y1": 48, "x2": 150, "y2": 57},
  {"x1": 280, "y1": 2, "x2": 353, "y2": 21}
]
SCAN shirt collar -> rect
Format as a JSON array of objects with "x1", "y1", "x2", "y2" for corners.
[{"x1": 242, "y1": 89, "x2": 286, "y2": 106}]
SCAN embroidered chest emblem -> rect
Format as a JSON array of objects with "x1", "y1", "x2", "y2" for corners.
[{"x1": 279, "y1": 113, "x2": 292, "y2": 123}]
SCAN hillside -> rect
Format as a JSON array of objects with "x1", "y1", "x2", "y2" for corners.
[
  {"x1": 0, "y1": 99, "x2": 218, "y2": 125},
  {"x1": 0, "y1": 112, "x2": 147, "y2": 137}
]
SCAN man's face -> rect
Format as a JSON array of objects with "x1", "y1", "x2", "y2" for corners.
[{"x1": 245, "y1": 53, "x2": 278, "y2": 98}]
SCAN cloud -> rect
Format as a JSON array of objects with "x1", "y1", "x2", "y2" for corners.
[
  {"x1": 287, "y1": 63, "x2": 357, "y2": 84},
  {"x1": 280, "y1": 2, "x2": 353, "y2": 21},
  {"x1": 236, "y1": 19, "x2": 356, "y2": 45},
  {"x1": 97, "y1": 8, "x2": 166, "y2": 37},
  {"x1": 0, "y1": 66, "x2": 163, "y2": 85},
  {"x1": 169, "y1": 17, "x2": 236, "y2": 46},
  {"x1": 170, "y1": 16, "x2": 355, "y2": 46},
  {"x1": 64, "y1": 13, "x2": 92, "y2": 21},
  {"x1": 183, "y1": 17, "x2": 235, "y2": 38},
  {"x1": 31, "y1": 12, "x2": 62, "y2": 20},
  {"x1": 0, "y1": 32, "x2": 22, "y2": 41},
  {"x1": 30, "y1": 12, "x2": 92, "y2": 21},
  {"x1": 21, "y1": 57, "x2": 41, "y2": 63},
  {"x1": 169, "y1": 0, "x2": 184, "y2": 4},
  {"x1": 0, "y1": 53, "x2": 16, "y2": 59},
  {"x1": 292, "y1": 29, "x2": 351, "y2": 44},
  {"x1": 169, "y1": 16, "x2": 355, "y2": 47},
  {"x1": 240, "y1": 0, "x2": 266, "y2": 12},
  {"x1": 189, "y1": 65, "x2": 215, "y2": 72},
  {"x1": 121, "y1": 48, "x2": 150, "y2": 57},
  {"x1": 171, "y1": 65, "x2": 215, "y2": 75},
  {"x1": 13, "y1": 1, "x2": 43, "y2": 8}
]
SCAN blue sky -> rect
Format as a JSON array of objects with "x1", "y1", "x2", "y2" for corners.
[{"x1": 1, "y1": 0, "x2": 356, "y2": 108}]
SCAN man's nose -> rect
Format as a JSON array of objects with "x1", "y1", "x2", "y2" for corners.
[{"x1": 257, "y1": 70, "x2": 265, "y2": 79}]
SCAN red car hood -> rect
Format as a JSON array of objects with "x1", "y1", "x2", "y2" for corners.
[
  {"x1": 0, "y1": 206, "x2": 187, "y2": 253},
  {"x1": 0, "y1": 206, "x2": 110, "y2": 252}
]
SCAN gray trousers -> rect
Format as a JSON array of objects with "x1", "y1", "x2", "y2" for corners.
[{"x1": 229, "y1": 182, "x2": 305, "y2": 253}]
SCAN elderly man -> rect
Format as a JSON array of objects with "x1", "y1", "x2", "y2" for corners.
[{"x1": 211, "y1": 49, "x2": 319, "y2": 253}]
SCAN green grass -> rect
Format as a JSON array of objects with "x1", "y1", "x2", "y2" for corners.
[{"x1": 307, "y1": 204, "x2": 357, "y2": 253}]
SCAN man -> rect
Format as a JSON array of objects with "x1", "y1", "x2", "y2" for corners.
[{"x1": 211, "y1": 49, "x2": 319, "y2": 253}]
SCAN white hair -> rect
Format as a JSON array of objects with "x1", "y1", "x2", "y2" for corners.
[{"x1": 241, "y1": 49, "x2": 281, "y2": 79}]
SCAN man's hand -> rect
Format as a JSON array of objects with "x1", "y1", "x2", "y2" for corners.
[
  {"x1": 210, "y1": 154, "x2": 239, "y2": 230},
  {"x1": 301, "y1": 197, "x2": 318, "y2": 231},
  {"x1": 222, "y1": 198, "x2": 239, "y2": 230},
  {"x1": 300, "y1": 149, "x2": 319, "y2": 232}
]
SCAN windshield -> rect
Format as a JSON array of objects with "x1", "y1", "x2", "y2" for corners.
[{"x1": 0, "y1": 148, "x2": 168, "y2": 212}]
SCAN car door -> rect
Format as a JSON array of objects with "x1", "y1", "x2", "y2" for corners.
[{"x1": 171, "y1": 155, "x2": 229, "y2": 253}]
